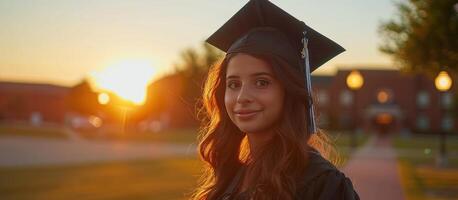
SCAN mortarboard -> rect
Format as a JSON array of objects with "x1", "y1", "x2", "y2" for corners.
[{"x1": 206, "y1": 0, "x2": 345, "y2": 134}]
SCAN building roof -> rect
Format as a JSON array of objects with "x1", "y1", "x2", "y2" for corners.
[{"x1": 0, "y1": 81, "x2": 70, "y2": 95}]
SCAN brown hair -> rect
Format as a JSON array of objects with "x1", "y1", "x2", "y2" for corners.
[{"x1": 192, "y1": 53, "x2": 339, "y2": 200}]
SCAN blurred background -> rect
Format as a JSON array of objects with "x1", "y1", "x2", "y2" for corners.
[{"x1": 0, "y1": 0, "x2": 457, "y2": 199}]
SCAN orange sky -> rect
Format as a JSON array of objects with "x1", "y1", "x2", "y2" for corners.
[{"x1": 0, "y1": 0, "x2": 397, "y2": 87}]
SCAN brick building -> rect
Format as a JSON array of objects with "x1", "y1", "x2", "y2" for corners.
[
  {"x1": 0, "y1": 82, "x2": 69, "y2": 124},
  {"x1": 1, "y1": 69, "x2": 456, "y2": 134},
  {"x1": 313, "y1": 69, "x2": 457, "y2": 134}
]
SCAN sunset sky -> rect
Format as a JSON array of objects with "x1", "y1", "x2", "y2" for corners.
[{"x1": 0, "y1": 0, "x2": 398, "y2": 87}]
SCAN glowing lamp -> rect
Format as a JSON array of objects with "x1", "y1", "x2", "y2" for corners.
[
  {"x1": 346, "y1": 70, "x2": 364, "y2": 90},
  {"x1": 435, "y1": 71, "x2": 452, "y2": 92}
]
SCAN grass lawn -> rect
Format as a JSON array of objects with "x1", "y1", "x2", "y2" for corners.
[
  {"x1": 393, "y1": 134, "x2": 458, "y2": 200},
  {"x1": 329, "y1": 131, "x2": 370, "y2": 165},
  {"x1": 78, "y1": 128, "x2": 199, "y2": 144},
  {"x1": 0, "y1": 123, "x2": 198, "y2": 144},
  {"x1": 0, "y1": 122, "x2": 367, "y2": 149},
  {"x1": 0, "y1": 124, "x2": 369, "y2": 199},
  {"x1": 0, "y1": 157, "x2": 202, "y2": 200},
  {"x1": 331, "y1": 131, "x2": 369, "y2": 149},
  {"x1": 393, "y1": 134, "x2": 458, "y2": 152}
]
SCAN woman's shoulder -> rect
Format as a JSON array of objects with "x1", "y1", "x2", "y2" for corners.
[{"x1": 295, "y1": 150, "x2": 360, "y2": 200}]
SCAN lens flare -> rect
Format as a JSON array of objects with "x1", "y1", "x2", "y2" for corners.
[{"x1": 89, "y1": 59, "x2": 156, "y2": 105}]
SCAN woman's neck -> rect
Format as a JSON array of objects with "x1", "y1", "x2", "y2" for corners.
[{"x1": 246, "y1": 130, "x2": 275, "y2": 159}]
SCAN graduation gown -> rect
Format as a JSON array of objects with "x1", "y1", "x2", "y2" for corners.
[
  {"x1": 220, "y1": 150, "x2": 359, "y2": 200},
  {"x1": 295, "y1": 150, "x2": 360, "y2": 200}
]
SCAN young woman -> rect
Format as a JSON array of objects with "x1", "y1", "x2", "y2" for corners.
[{"x1": 192, "y1": 1, "x2": 359, "y2": 199}]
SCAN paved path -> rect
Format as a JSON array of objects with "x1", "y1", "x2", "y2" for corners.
[
  {"x1": 342, "y1": 135, "x2": 406, "y2": 200},
  {"x1": 0, "y1": 136, "x2": 196, "y2": 167}
]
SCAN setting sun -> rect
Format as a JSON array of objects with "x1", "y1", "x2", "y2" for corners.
[{"x1": 89, "y1": 60, "x2": 156, "y2": 105}]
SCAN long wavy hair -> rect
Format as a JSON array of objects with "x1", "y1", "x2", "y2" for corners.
[{"x1": 192, "y1": 53, "x2": 339, "y2": 200}]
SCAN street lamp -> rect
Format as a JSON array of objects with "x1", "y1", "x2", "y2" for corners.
[
  {"x1": 346, "y1": 70, "x2": 364, "y2": 150},
  {"x1": 434, "y1": 71, "x2": 453, "y2": 167}
]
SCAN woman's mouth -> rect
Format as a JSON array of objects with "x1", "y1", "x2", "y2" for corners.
[{"x1": 234, "y1": 110, "x2": 260, "y2": 120}]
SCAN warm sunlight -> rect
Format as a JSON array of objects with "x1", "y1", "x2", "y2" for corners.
[
  {"x1": 89, "y1": 60, "x2": 156, "y2": 105},
  {"x1": 97, "y1": 93, "x2": 110, "y2": 105}
]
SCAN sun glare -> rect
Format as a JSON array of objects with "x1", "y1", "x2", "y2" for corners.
[
  {"x1": 89, "y1": 60, "x2": 156, "y2": 105},
  {"x1": 98, "y1": 92, "x2": 110, "y2": 105}
]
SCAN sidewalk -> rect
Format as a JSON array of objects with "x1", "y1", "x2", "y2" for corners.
[
  {"x1": 342, "y1": 135, "x2": 405, "y2": 200},
  {"x1": 0, "y1": 136, "x2": 196, "y2": 167}
]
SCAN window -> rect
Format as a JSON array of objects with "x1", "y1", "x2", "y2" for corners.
[
  {"x1": 416, "y1": 91, "x2": 429, "y2": 109},
  {"x1": 441, "y1": 92, "x2": 454, "y2": 109},
  {"x1": 340, "y1": 90, "x2": 353, "y2": 107},
  {"x1": 416, "y1": 115, "x2": 429, "y2": 130},
  {"x1": 441, "y1": 115, "x2": 454, "y2": 131},
  {"x1": 30, "y1": 112, "x2": 42, "y2": 126}
]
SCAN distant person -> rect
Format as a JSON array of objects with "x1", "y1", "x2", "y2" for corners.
[{"x1": 192, "y1": 0, "x2": 359, "y2": 199}]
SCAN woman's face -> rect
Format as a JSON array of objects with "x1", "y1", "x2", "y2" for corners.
[{"x1": 224, "y1": 54, "x2": 285, "y2": 134}]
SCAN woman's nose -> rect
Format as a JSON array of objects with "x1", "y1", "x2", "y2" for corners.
[{"x1": 236, "y1": 85, "x2": 253, "y2": 104}]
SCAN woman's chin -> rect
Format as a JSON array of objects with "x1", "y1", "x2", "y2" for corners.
[{"x1": 236, "y1": 124, "x2": 269, "y2": 135}]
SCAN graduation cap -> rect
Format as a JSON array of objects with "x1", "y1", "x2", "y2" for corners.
[{"x1": 206, "y1": 0, "x2": 345, "y2": 134}]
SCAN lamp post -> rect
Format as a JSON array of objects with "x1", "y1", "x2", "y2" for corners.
[
  {"x1": 346, "y1": 70, "x2": 364, "y2": 150},
  {"x1": 434, "y1": 71, "x2": 453, "y2": 167}
]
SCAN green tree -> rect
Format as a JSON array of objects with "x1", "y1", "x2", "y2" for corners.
[
  {"x1": 174, "y1": 42, "x2": 224, "y2": 100},
  {"x1": 174, "y1": 42, "x2": 224, "y2": 77},
  {"x1": 378, "y1": 0, "x2": 458, "y2": 74}
]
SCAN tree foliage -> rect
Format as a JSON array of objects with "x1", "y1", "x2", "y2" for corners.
[
  {"x1": 145, "y1": 42, "x2": 224, "y2": 126},
  {"x1": 173, "y1": 42, "x2": 224, "y2": 101},
  {"x1": 174, "y1": 43, "x2": 224, "y2": 77},
  {"x1": 379, "y1": 0, "x2": 458, "y2": 74}
]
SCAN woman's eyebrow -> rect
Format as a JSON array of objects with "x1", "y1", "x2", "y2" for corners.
[
  {"x1": 226, "y1": 72, "x2": 273, "y2": 79},
  {"x1": 251, "y1": 72, "x2": 273, "y2": 77}
]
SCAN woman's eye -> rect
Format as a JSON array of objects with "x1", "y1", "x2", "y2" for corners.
[
  {"x1": 255, "y1": 79, "x2": 270, "y2": 88},
  {"x1": 227, "y1": 81, "x2": 240, "y2": 89}
]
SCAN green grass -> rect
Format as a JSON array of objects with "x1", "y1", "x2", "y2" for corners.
[
  {"x1": 331, "y1": 131, "x2": 369, "y2": 148},
  {"x1": 0, "y1": 125, "x2": 368, "y2": 200},
  {"x1": 393, "y1": 134, "x2": 458, "y2": 153},
  {"x1": 329, "y1": 131, "x2": 370, "y2": 163},
  {"x1": 398, "y1": 158, "x2": 458, "y2": 200},
  {"x1": 0, "y1": 123, "x2": 198, "y2": 144},
  {"x1": 0, "y1": 123, "x2": 68, "y2": 139},
  {"x1": 0, "y1": 157, "x2": 202, "y2": 200},
  {"x1": 393, "y1": 134, "x2": 458, "y2": 200},
  {"x1": 78, "y1": 128, "x2": 198, "y2": 144}
]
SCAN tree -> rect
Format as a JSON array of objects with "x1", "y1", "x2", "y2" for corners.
[
  {"x1": 378, "y1": 0, "x2": 458, "y2": 74},
  {"x1": 67, "y1": 80, "x2": 99, "y2": 116},
  {"x1": 174, "y1": 42, "x2": 224, "y2": 77},
  {"x1": 173, "y1": 42, "x2": 224, "y2": 101},
  {"x1": 141, "y1": 42, "x2": 224, "y2": 127}
]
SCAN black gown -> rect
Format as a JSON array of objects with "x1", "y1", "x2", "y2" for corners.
[
  {"x1": 295, "y1": 150, "x2": 360, "y2": 199},
  {"x1": 220, "y1": 149, "x2": 360, "y2": 200}
]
